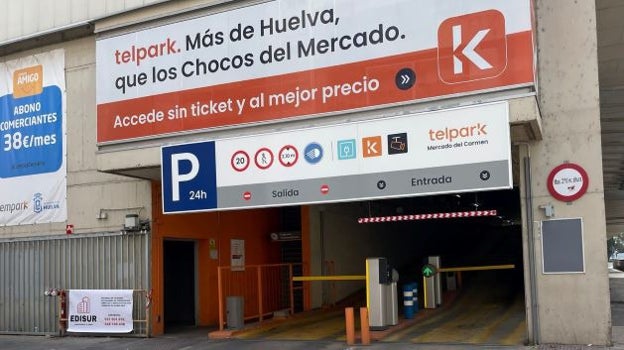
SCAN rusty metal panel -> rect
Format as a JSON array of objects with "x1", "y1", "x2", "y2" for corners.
[{"x1": 0, "y1": 232, "x2": 149, "y2": 335}]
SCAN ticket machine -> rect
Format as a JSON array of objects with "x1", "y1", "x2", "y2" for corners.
[{"x1": 366, "y1": 257, "x2": 399, "y2": 330}]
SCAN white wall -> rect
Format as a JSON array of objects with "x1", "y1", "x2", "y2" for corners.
[{"x1": 0, "y1": 0, "x2": 170, "y2": 44}]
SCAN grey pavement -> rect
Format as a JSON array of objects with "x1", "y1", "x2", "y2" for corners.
[
  {"x1": 3, "y1": 266, "x2": 624, "y2": 350},
  {"x1": 0, "y1": 334, "x2": 602, "y2": 350}
]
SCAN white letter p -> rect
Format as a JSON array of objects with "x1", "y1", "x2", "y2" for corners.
[{"x1": 171, "y1": 153, "x2": 200, "y2": 201}]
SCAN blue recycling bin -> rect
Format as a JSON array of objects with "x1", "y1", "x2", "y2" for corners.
[{"x1": 402, "y1": 282, "x2": 416, "y2": 319}]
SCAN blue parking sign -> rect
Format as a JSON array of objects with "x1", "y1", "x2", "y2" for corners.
[{"x1": 161, "y1": 141, "x2": 217, "y2": 213}]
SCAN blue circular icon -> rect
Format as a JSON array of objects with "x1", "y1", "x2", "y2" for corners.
[{"x1": 304, "y1": 143, "x2": 323, "y2": 164}]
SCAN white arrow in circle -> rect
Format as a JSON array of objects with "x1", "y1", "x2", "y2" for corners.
[
  {"x1": 401, "y1": 75, "x2": 410, "y2": 84},
  {"x1": 452, "y1": 25, "x2": 493, "y2": 74}
]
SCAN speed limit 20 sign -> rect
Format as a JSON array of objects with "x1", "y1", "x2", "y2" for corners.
[{"x1": 231, "y1": 150, "x2": 250, "y2": 172}]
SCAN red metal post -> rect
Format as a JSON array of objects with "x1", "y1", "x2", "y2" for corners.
[
  {"x1": 58, "y1": 290, "x2": 67, "y2": 336},
  {"x1": 217, "y1": 267, "x2": 224, "y2": 331},
  {"x1": 257, "y1": 266, "x2": 263, "y2": 322}
]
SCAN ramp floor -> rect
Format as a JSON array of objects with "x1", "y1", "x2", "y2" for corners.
[{"x1": 233, "y1": 271, "x2": 525, "y2": 345}]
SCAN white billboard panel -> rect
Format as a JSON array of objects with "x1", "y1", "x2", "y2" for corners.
[
  {"x1": 0, "y1": 49, "x2": 67, "y2": 226},
  {"x1": 99, "y1": 0, "x2": 533, "y2": 143}
]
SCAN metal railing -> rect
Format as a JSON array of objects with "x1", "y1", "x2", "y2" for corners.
[
  {"x1": 58, "y1": 289, "x2": 151, "y2": 337},
  {"x1": 217, "y1": 263, "x2": 303, "y2": 331}
]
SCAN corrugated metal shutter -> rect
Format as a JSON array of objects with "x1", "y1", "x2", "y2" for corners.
[{"x1": 0, "y1": 232, "x2": 149, "y2": 335}]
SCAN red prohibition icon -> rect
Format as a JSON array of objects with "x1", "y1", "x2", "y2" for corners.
[
  {"x1": 547, "y1": 163, "x2": 589, "y2": 202},
  {"x1": 320, "y1": 184, "x2": 330, "y2": 195},
  {"x1": 279, "y1": 145, "x2": 299, "y2": 167},
  {"x1": 254, "y1": 148, "x2": 274, "y2": 170}
]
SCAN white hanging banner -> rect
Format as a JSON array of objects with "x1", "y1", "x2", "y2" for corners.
[
  {"x1": 0, "y1": 49, "x2": 67, "y2": 226},
  {"x1": 68, "y1": 289, "x2": 134, "y2": 333},
  {"x1": 97, "y1": 0, "x2": 534, "y2": 143}
]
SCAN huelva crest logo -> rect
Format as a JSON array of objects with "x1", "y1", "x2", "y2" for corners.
[
  {"x1": 33, "y1": 193, "x2": 43, "y2": 214},
  {"x1": 13, "y1": 65, "x2": 43, "y2": 98}
]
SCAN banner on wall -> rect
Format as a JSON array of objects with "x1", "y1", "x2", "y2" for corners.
[
  {"x1": 0, "y1": 49, "x2": 67, "y2": 226},
  {"x1": 67, "y1": 289, "x2": 134, "y2": 333},
  {"x1": 97, "y1": 0, "x2": 534, "y2": 143}
]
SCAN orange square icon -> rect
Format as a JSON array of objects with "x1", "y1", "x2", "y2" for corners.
[
  {"x1": 438, "y1": 10, "x2": 507, "y2": 84},
  {"x1": 13, "y1": 65, "x2": 43, "y2": 98},
  {"x1": 362, "y1": 136, "x2": 382, "y2": 158}
]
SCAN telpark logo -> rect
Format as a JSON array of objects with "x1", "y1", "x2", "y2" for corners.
[
  {"x1": 437, "y1": 10, "x2": 507, "y2": 83},
  {"x1": 362, "y1": 136, "x2": 382, "y2": 158},
  {"x1": 13, "y1": 65, "x2": 43, "y2": 98}
]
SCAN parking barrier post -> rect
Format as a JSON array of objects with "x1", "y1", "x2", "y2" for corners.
[
  {"x1": 360, "y1": 307, "x2": 371, "y2": 345},
  {"x1": 345, "y1": 307, "x2": 355, "y2": 345}
]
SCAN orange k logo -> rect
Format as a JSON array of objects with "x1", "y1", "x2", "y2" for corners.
[
  {"x1": 362, "y1": 136, "x2": 382, "y2": 158},
  {"x1": 438, "y1": 10, "x2": 507, "y2": 83}
]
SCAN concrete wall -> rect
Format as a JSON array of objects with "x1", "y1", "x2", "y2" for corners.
[
  {"x1": 0, "y1": 0, "x2": 170, "y2": 45},
  {"x1": 0, "y1": 37, "x2": 152, "y2": 238},
  {"x1": 525, "y1": 0, "x2": 611, "y2": 344},
  {"x1": 307, "y1": 204, "x2": 376, "y2": 307},
  {"x1": 307, "y1": 202, "x2": 442, "y2": 308}
]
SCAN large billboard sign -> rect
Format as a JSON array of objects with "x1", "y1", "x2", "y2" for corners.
[
  {"x1": 162, "y1": 101, "x2": 511, "y2": 214},
  {"x1": 98, "y1": 0, "x2": 533, "y2": 143},
  {"x1": 0, "y1": 49, "x2": 67, "y2": 226}
]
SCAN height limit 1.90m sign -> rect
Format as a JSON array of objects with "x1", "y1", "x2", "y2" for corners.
[{"x1": 161, "y1": 141, "x2": 218, "y2": 213}]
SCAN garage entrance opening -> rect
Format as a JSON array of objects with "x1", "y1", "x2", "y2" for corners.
[
  {"x1": 164, "y1": 240, "x2": 196, "y2": 332},
  {"x1": 233, "y1": 188, "x2": 526, "y2": 344},
  {"x1": 316, "y1": 188, "x2": 526, "y2": 344}
]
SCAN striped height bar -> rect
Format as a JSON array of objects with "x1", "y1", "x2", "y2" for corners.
[{"x1": 357, "y1": 210, "x2": 497, "y2": 224}]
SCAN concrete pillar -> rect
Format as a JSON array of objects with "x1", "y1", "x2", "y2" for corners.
[{"x1": 524, "y1": 0, "x2": 611, "y2": 345}]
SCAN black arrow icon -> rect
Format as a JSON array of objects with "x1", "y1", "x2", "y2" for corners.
[
  {"x1": 480, "y1": 170, "x2": 491, "y2": 181},
  {"x1": 396, "y1": 68, "x2": 416, "y2": 90},
  {"x1": 377, "y1": 180, "x2": 387, "y2": 190}
]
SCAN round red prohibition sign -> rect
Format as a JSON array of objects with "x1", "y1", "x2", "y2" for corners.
[
  {"x1": 279, "y1": 145, "x2": 299, "y2": 167},
  {"x1": 547, "y1": 163, "x2": 589, "y2": 202},
  {"x1": 320, "y1": 184, "x2": 330, "y2": 195},
  {"x1": 231, "y1": 150, "x2": 250, "y2": 172},
  {"x1": 254, "y1": 147, "x2": 274, "y2": 170}
]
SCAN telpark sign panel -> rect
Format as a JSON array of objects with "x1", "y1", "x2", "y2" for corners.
[
  {"x1": 97, "y1": 0, "x2": 534, "y2": 144},
  {"x1": 161, "y1": 102, "x2": 511, "y2": 213}
]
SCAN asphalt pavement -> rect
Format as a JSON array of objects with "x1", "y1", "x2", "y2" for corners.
[
  {"x1": 0, "y1": 333, "x2": 594, "y2": 350},
  {"x1": 0, "y1": 328, "x2": 619, "y2": 350}
]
